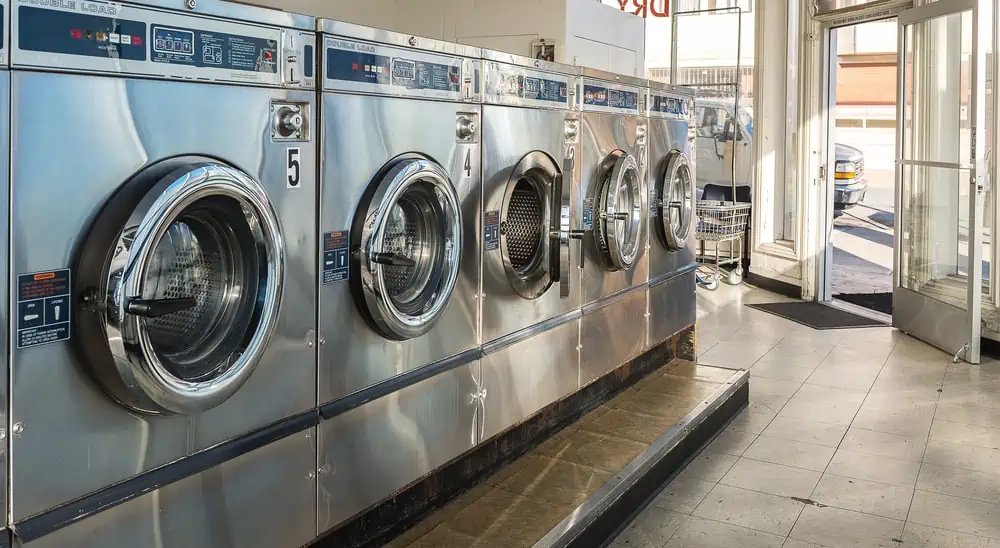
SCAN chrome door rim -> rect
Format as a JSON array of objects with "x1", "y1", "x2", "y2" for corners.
[
  {"x1": 661, "y1": 152, "x2": 694, "y2": 250},
  {"x1": 499, "y1": 151, "x2": 557, "y2": 300},
  {"x1": 358, "y1": 158, "x2": 462, "y2": 340},
  {"x1": 597, "y1": 153, "x2": 644, "y2": 271},
  {"x1": 105, "y1": 163, "x2": 284, "y2": 415}
]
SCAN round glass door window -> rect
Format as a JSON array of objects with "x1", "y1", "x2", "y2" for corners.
[
  {"x1": 76, "y1": 161, "x2": 284, "y2": 415},
  {"x1": 353, "y1": 157, "x2": 462, "y2": 341},
  {"x1": 595, "y1": 152, "x2": 644, "y2": 271},
  {"x1": 659, "y1": 152, "x2": 694, "y2": 250}
]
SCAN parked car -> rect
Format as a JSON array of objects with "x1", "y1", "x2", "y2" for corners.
[{"x1": 694, "y1": 98, "x2": 867, "y2": 210}]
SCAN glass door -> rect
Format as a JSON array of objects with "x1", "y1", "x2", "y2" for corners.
[{"x1": 894, "y1": 0, "x2": 990, "y2": 363}]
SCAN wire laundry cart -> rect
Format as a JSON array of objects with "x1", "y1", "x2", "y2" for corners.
[{"x1": 695, "y1": 200, "x2": 751, "y2": 289}]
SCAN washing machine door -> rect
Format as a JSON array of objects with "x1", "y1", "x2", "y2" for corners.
[
  {"x1": 658, "y1": 152, "x2": 695, "y2": 250},
  {"x1": 498, "y1": 151, "x2": 574, "y2": 299},
  {"x1": 594, "y1": 152, "x2": 644, "y2": 271},
  {"x1": 77, "y1": 161, "x2": 284, "y2": 415},
  {"x1": 353, "y1": 157, "x2": 462, "y2": 341}
]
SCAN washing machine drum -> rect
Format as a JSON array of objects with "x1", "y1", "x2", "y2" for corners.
[
  {"x1": 657, "y1": 152, "x2": 695, "y2": 250},
  {"x1": 352, "y1": 157, "x2": 463, "y2": 341},
  {"x1": 76, "y1": 160, "x2": 284, "y2": 415},
  {"x1": 594, "y1": 152, "x2": 644, "y2": 271}
]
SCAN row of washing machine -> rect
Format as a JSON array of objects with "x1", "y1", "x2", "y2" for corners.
[{"x1": 0, "y1": 1, "x2": 697, "y2": 546}]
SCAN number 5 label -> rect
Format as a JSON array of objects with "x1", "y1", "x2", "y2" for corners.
[{"x1": 286, "y1": 147, "x2": 301, "y2": 189}]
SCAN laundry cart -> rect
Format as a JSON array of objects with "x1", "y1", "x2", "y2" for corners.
[{"x1": 695, "y1": 200, "x2": 751, "y2": 289}]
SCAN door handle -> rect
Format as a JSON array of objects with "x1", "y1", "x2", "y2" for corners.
[
  {"x1": 370, "y1": 252, "x2": 417, "y2": 267},
  {"x1": 126, "y1": 297, "x2": 198, "y2": 318}
]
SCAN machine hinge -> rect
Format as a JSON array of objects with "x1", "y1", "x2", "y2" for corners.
[{"x1": 818, "y1": 165, "x2": 826, "y2": 180}]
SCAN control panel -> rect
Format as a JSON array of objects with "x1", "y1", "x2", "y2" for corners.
[
  {"x1": 12, "y1": 0, "x2": 314, "y2": 89},
  {"x1": 483, "y1": 61, "x2": 577, "y2": 110},
  {"x1": 648, "y1": 89, "x2": 694, "y2": 121},
  {"x1": 581, "y1": 78, "x2": 641, "y2": 115},
  {"x1": 323, "y1": 35, "x2": 479, "y2": 102}
]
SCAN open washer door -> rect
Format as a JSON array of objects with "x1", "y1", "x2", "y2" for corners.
[
  {"x1": 657, "y1": 152, "x2": 695, "y2": 250},
  {"x1": 76, "y1": 159, "x2": 285, "y2": 415},
  {"x1": 496, "y1": 151, "x2": 574, "y2": 300},
  {"x1": 352, "y1": 156, "x2": 463, "y2": 341},
  {"x1": 594, "y1": 151, "x2": 645, "y2": 271}
]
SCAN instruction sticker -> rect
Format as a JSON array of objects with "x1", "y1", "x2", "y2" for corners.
[
  {"x1": 484, "y1": 210, "x2": 500, "y2": 251},
  {"x1": 17, "y1": 269, "x2": 71, "y2": 349},
  {"x1": 322, "y1": 231, "x2": 350, "y2": 284},
  {"x1": 582, "y1": 198, "x2": 594, "y2": 230}
]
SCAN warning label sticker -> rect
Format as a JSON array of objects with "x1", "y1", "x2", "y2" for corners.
[
  {"x1": 17, "y1": 269, "x2": 71, "y2": 349},
  {"x1": 484, "y1": 210, "x2": 500, "y2": 251},
  {"x1": 322, "y1": 231, "x2": 350, "y2": 284}
]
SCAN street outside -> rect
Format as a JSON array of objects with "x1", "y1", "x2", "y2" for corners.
[{"x1": 832, "y1": 169, "x2": 895, "y2": 296}]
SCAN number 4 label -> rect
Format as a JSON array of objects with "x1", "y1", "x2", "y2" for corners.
[{"x1": 286, "y1": 147, "x2": 301, "y2": 189}]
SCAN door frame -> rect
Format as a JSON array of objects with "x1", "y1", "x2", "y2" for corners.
[{"x1": 813, "y1": 5, "x2": 912, "y2": 304}]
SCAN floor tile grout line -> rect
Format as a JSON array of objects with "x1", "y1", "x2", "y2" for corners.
[
  {"x1": 806, "y1": 334, "x2": 901, "y2": 522},
  {"x1": 683, "y1": 508, "x2": 799, "y2": 541},
  {"x1": 901, "y1": 513, "x2": 1000, "y2": 543},
  {"x1": 901, "y1": 357, "x2": 946, "y2": 530}
]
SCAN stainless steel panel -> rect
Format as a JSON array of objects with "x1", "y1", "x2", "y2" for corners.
[
  {"x1": 580, "y1": 67, "x2": 647, "y2": 88},
  {"x1": 317, "y1": 361, "x2": 480, "y2": 532},
  {"x1": 0, "y1": 69, "x2": 9, "y2": 530},
  {"x1": 647, "y1": 117, "x2": 696, "y2": 279},
  {"x1": 23, "y1": 430, "x2": 316, "y2": 548},
  {"x1": 579, "y1": 112, "x2": 649, "y2": 305},
  {"x1": 319, "y1": 19, "x2": 481, "y2": 58},
  {"x1": 138, "y1": 0, "x2": 315, "y2": 30},
  {"x1": 481, "y1": 105, "x2": 580, "y2": 343},
  {"x1": 580, "y1": 287, "x2": 647, "y2": 387},
  {"x1": 480, "y1": 318, "x2": 580, "y2": 441},
  {"x1": 482, "y1": 48, "x2": 581, "y2": 78},
  {"x1": 647, "y1": 271, "x2": 696, "y2": 349},
  {"x1": 319, "y1": 94, "x2": 480, "y2": 405},
  {"x1": 10, "y1": 72, "x2": 317, "y2": 520}
]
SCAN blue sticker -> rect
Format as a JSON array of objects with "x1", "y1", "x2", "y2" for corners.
[
  {"x1": 484, "y1": 210, "x2": 500, "y2": 251},
  {"x1": 322, "y1": 231, "x2": 350, "y2": 284},
  {"x1": 583, "y1": 198, "x2": 594, "y2": 230},
  {"x1": 17, "y1": 269, "x2": 71, "y2": 349},
  {"x1": 303, "y1": 44, "x2": 314, "y2": 78}
]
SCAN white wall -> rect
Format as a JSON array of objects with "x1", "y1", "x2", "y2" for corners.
[{"x1": 565, "y1": 0, "x2": 645, "y2": 76}]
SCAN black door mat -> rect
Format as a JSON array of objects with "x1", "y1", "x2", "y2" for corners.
[
  {"x1": 835, "y1": 292, "x2": 892, "y2": 315},
  {"x1": 746, "y1": 302, "x2": 887, "y2": 330}
]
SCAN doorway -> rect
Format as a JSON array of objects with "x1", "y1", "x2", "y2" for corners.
[{"x1": 825, "y1": 18, "x2": 899, "y2": 316}]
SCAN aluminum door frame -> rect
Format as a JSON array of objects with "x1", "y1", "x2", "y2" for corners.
[{"x1": 892, "y1": 0, "x2": 987, "y2": 363}]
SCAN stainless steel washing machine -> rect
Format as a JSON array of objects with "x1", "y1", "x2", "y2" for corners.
[
  {"x1": 578, "y1": 68, "x2": 649, "y2": 385},
  {"x1": 478, "y1": 49, "x2": 583, "y2": 441},
  {"x1": 646, "y1": 81, "x2": 697, "y2": 349},
  {"x1": 315, "y1": 21, "x2": 482, "y2": 533},
  {"x1": 9, "y1": 2, "x2": 317, "y2": 546}
]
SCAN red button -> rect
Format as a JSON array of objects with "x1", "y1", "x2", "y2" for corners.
[
  {"x1": 70, "y1": 29, "x2": 82, "y2": 40},
  {"x1": 264, "y1": 51, "x2": 273, "y2": 61},
  {"x1": 133, "y1": 35, "x2": 143, "y2": 46}
]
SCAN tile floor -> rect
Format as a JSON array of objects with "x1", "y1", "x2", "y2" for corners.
[{"x1": 613, "y1": 283, "x2": 1000, "y2": 548}]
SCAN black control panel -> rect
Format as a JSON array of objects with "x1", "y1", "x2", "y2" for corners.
[
  {"x1": 18, "y1": 6, "x2": 147, "y2": 61},
  {"x1": 583, "y1": 83, "x2": 639, "y2": 111},
  {"x1": 326, "y1": 46, "x2": 460, "y2": 92},
  {"x1": 150, "y1": 24, "x2": 276, "y2": 73}
]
